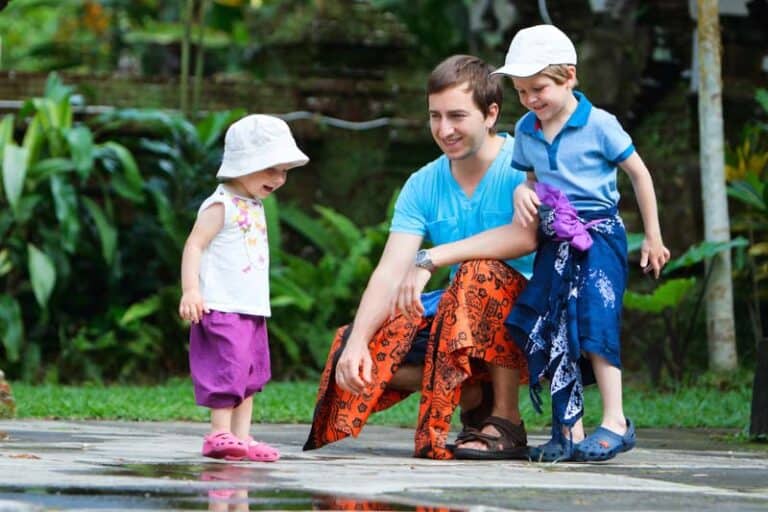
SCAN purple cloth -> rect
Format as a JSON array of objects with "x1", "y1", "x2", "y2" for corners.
[
  {"x1": 189, "y1": 310, "x2": 271, "y2": 409},
  {"x1": 535, "y1": 182, "x2": 603, "y2": 251}
]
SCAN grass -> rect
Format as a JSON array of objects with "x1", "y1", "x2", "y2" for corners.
[{"x1": 10, "y1": 372, "x2": 755, "y2": 432}]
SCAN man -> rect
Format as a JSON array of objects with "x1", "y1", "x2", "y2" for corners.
[{"x1": 303, "y1": 55, "x2": 537, "y2": 459}]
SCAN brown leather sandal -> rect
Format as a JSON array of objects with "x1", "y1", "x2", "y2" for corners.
[
  {"x1": 447, "y1": 382, "x2": 494, "y2": 451},
  {"x1": 453, "y1": 416, "x2": 528, "y2": 460}
]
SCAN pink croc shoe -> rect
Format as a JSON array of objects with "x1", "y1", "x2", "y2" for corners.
[
  {"x1": 202, "y1": 431, "x2": 248, "y2": 460},
  {"x1": 242, "y1": 436, "x2": 280, "y2": 462}
]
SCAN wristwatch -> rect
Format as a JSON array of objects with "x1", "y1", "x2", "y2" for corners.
[{"x1": 414, "y1": 249, "x2": 436, "y2": 273}]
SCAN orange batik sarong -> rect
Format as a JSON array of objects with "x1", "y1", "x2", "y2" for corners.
[{"x1": 303, "y1": 259, "x2": 528, "y2": 459}]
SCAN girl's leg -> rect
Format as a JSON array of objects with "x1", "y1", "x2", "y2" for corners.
[
  {"x1": 210, "y1": 407, "x2": 234, "y2": 434},
  {"x1": 589, "y1": 352, "x2": 627, "y2": 434},
  {"x1": 230, "y1": 396, "x2": 253, "y2": 440}
]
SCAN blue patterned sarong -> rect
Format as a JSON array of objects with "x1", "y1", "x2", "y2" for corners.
[{"x1": 506, "y1": 199, "x2": 627, "y2": 428}]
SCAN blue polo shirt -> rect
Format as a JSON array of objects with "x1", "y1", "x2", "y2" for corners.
[
  {"x1": 391, "y1": 133, "x2": 534, "y2": 279},
  {"x1": 510, "y1": 91, "x2": 635, "y2": 211}
]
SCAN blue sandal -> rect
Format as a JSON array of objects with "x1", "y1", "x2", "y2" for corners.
[
  {"x1": 528, "y1": 421, "x2": 576, "y2": 463},
  {"x1": 573, "y1": 418, "x2": 636, "y2": 462}
]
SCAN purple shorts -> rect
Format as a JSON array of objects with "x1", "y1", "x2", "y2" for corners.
[{"x1": 189, "y1": 310, "x2": 271, "y2": 409}]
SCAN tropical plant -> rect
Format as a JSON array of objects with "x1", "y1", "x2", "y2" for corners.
[
  {"x1": 623, "y1": 237, "x2": 748, "y2": 385},
  {"x1": 0, "y1": 73, "x2": 143, "y2": 379}
]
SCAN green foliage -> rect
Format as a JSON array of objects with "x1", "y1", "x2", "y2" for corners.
[
  {"x1": 0, "y1": 73, "x2": 148, "y2": 379},
  {"x1": 624, "y1": 237, "x2": 748, "y2": 384},
  {"x1": 267, "y1": 193, "x2": 396, "y2": 375},
  {"x1": 726, "y1": 88, "x2": 768, "y2": 349},
  {"x1": 11, "y1": 375, "x2": 755, "y2": 432}
]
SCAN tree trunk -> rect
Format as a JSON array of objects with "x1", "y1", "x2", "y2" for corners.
[{"x1": 696, "y1": 0, "x2": 738, "y2": 371}]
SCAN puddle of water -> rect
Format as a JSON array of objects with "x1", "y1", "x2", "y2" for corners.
[{"x1": 0, "y1": 486, "x2": 464, "y2": 511}]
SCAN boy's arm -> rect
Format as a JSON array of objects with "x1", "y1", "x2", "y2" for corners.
[
  {"x1": 179, "y1": 203, "x2": 224, "y2": 323},
  {"x1": 619, "y1": 152, "x2": 670, "y2": 278},
  {"x1": 335, "y1": 232, "x2": 423, "y2": 394},
  {"x1": 513, "y1": 172, "x2": 540, "y2": 227}
]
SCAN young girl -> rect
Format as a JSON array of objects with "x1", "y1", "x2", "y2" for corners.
[
  {"x1": 490, "y1": 24, "x2": 671, "y2": 462},
  {"x1": 179, "y1": 114, "x2": 309, "y2": 462}
]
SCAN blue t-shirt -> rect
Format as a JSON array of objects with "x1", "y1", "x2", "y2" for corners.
[
  {"x1": 390, "y1": 134, "x2": 534, "y2": 279},
  {"x1": 510, "y1": 91, "x2": 634, "y2": 212}
]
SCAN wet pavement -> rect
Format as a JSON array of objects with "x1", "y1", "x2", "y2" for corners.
[{"x1": 0, "y1": 420, "x2": 766, "y2": 511}]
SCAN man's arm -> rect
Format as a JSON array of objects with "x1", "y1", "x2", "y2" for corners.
[
  {"x1": 429, "y1": 215, "x2": 538, "y2": 266},
  {"x1": 335, "y1": 232, "x2": 423, "y2": 394},
  {"x1": 391, "y1": 217, "x2": 538, "y2": 317}
]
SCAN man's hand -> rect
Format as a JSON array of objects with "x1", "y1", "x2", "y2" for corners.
[
  {"x1": 390, "y1": 266, "x2": 432, "y2": 320},
  {"x1": 640, "y1": 236, "x2": 671, "y2": 279},
  {"x1": 335, "y1": 342, "x2": 374, "y2": 395},
  {"x1": 513, "y1": 181, "x2": 540, "y2": 227},
  {"x1": 179, "y1": 289, "x2": 208, "y2": 323}
]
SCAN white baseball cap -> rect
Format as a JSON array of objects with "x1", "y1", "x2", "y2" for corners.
[
  {"x1": 216, "y1": 114, "x2": 309, "y2": 179},
  {"x1": 491, "y1": 24, "x2": 577, "y2": 78}
]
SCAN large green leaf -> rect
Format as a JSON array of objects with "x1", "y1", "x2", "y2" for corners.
[
  {"x1": 28, "y1": 243, "x2": 57, "y2": 309},
  {"x1": 280, "y1": 204, "x2": 335, "y2": 255},
  {"x1": 663, "y1": 238, "x2": 750, "y2": 275},
  {"x1": 21, "y1": 116, "x2": 43, "y2": 166},
  {"x1": 626, "y1": 232, "x2": 644, "y2": 253},
  {"x1": 66, "y1": 125, "x2": 95, "y2": 180},
  {"x1": 270, "y1": 272, "x2": 314, "y2": 311},
  {"x1": 728, "y1": 180, "x2": 766, "y2": 211},
  {"x1": 0, "y1": 294, "x2": 24, "y2": 362},
  {"x1": 196, "y1": 109, "x2": 245, "y2": 149},
  {"x1": 315, "y1": 205, "x2": 363, "y2": 254},
  {"x1": 2, "y1": 143, "x2": 29, "y2": 212},
  {"x1": 266, "y1": 322, "x2": 301, "y2": 364},
  {"x1": 0, "y1": 249, "x2": 12, "y2": 277},
  {"x1": 119, "y1": 295, "x2": 162, "y2": 327},
  {"x1": 82, "y1": 197, "x2": 117, "y2": 265},
  {"x1": 28, "y1": 157, "x2": 76, "y2": 183},
  {"x1": 623, "y1": 277, "x2": 697, "y2": 313},
  {"x1": 49, "y1": 174, "x2": 80, "y2": 253},
  {"x1": 32, "y1": 98, "x2": 66, "y2": 156},
  {"x1": 43, "y1": 72, "x2": 74, "y2": 103},
  {"x1": 0, "y1": 115, "x2": 14, "y2": 163},
  {"x1": 756, "y1": 88, "x2": 768, "y2": 114},
  {"x1": 99, "y1": 142, "x2": 144, "y2": 202},
  {"x1": 262, "y1": 195, "x2": 282, "y2": 265}
]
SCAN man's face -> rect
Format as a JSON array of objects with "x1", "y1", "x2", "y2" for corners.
[{"x1": 428, "y1": 83, "x2": 496, "y2": 161}]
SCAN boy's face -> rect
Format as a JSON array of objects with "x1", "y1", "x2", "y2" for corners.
[
  {"x1": 428, "y1": 83, "x2": 498, "y2": 162},
  {"x1": 512, "y1": 69, "x2": 575, "y2": 124},
  {"x1": 235, "y1": 164, "x2": 291, "y2": 199}
]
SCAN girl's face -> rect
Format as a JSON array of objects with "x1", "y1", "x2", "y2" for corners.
[
  {"x1": 232, "y1": 165, "x2": 290, "y2": 199},
  {"x1": 512, "y1": 68, "x2": 576, "y2": 126}
]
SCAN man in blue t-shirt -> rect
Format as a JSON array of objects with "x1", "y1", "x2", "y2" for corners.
[{"x1": 304, "y1": 55, "x2": 537, "y2": 459}]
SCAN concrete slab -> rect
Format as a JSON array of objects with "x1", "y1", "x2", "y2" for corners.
[{"x1": 0, "y1": 420, "x2": 766, "y2": 511}]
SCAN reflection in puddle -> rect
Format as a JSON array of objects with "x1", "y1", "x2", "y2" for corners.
[{"x1": 0, "y1": 485, "x2": 464, "y2": 511}]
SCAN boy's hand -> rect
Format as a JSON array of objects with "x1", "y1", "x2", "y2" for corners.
[
  {"x1": 640, "y1": 237, "x2": 671, "y2": 279},
  {"x1": 179, "y1": 289, "x2": 209, "y2": 323},
  {"x1": 513, "y1": 182, "x2": 540, "y2": 227}
]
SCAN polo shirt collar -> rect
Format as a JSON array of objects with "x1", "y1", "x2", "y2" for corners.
[{"x1": 519, "y1": 90, "x2": 593, "y2": 134}]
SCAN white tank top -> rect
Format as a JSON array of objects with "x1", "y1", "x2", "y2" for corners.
[{"x1": 197, "y1": 184, "x2": 271, "y2": 317}]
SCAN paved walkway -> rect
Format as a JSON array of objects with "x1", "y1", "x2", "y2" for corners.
[{"x1": 0, "y1": 420, "x2": 766, "y2": 511}]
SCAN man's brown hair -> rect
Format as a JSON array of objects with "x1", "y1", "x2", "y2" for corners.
[{"x1": 427, "y1": 55, "x2": 503, "y2": 124}]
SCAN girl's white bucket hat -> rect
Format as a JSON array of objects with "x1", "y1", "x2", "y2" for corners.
[
  {"x1": 217, "y1": 114, "x2": 309, "y2": 179},
  {"x1": 492, "y1": 24, "x2": 577, "y2": 78}
]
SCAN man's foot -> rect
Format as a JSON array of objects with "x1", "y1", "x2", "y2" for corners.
[{"x1": 453, "y1": 416, "x2": 528, "y2": 460}]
